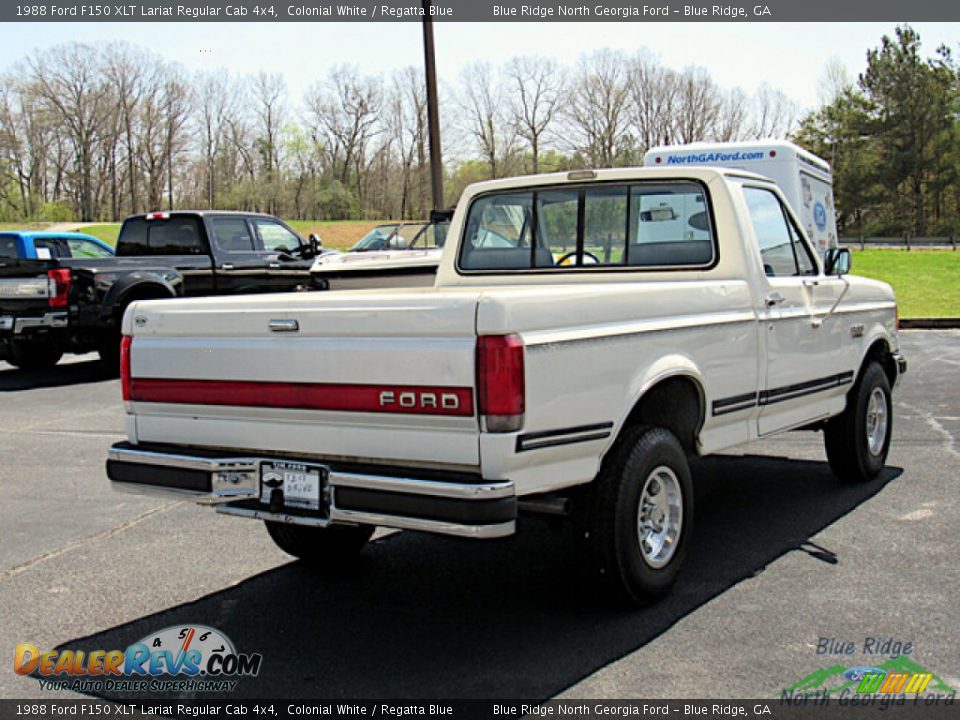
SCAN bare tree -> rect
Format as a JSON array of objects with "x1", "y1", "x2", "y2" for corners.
[
  {"x1": 386, "y1": 67, "x2": 429, "y2": 219},
  {"x1": 818, "y1": 56, "x2": 854, "y2": 106},
  {"x1": 713, "y1": 87, "x2": 750, "y2": 142},
  {"x1": 750, "y1": 83, "x2": 800, "y2": 139},
  {"x1": 459, "y1": 62, "x2": 518, "y2": 178},
  {"x1": 103, "y1": 43, "x2": 150, "y2": 215},
  {"x1": 25, "y1": 43, "x2": 109, "y2": 220},
  {"x1": 306, "y1": 66, "x2": 382, "y2": 194},
  {"x1": 161, "y1": 67, "x2": 190, "y2": 210},
  {"x1": 194, "y1": 69, "x2": 232, "y2": 208},
  {"x1": 0, "y1": 77, "x2": 53, "y2": 217},
  {"x1": 506, "y1": 56, "x2": 563, "y2": 174},
  {"x1": 251, "y1": 71, "x2": 286, "y2": 213},
  {"x1": 628, "y1": 51, "x2": 677, "y2": 152},
  {"x1": 564, "y1": 50, "x2": 631, "y2": 167},
  {"x1": 670, "y1": 67, "x2": 722, "y2": 144}
]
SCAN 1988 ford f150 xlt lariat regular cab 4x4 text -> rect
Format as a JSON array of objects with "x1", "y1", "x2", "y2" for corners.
[{"x1": 107, "y1": 167, "x2": 906, "y2": 604}]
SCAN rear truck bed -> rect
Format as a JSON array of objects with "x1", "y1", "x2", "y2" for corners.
[{"x1": 105, "y1": 288, "x2": 520, "y2": 538}]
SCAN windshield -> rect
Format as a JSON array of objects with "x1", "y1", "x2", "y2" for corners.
[{"x1": 350, "y1": 223, "x2": 433, "y2": 252}]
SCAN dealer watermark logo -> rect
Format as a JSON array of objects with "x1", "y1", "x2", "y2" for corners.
[
  {"x1": 15, "y1": 624, "x2": 262, "y2": 693},
  {"x1": 781, "y1": 636, "x2": 956, "y2": 707}
]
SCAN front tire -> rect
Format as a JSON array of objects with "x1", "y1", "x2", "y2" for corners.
[
  {"x1": 824, "y1": 361, "x2": 892, "y2": 483},
  {"x1": 265, "y1": 521, "x2": 374, "y2": 565},
  {"x1": 578, "y1": 426, "x2": 694, "y2": 605}
]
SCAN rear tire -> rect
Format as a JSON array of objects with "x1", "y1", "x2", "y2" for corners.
[
  {"x1": 265, "y1": 521, "x2": 374, "y2": 565},
  {"x1": 577, "y1": 425, "x2": 694, "y2": 605},
  {"x1": 824, "y1": 361, "x2": 892, "y2": 483},
  {"x1": 7, "y1": 339, "x2": 63, "y2": 370}
]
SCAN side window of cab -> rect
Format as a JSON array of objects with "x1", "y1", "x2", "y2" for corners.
[
  {"x1": 742, "y1": 186, "x2": 817, "y2": 277},
  {"x1": 253, "y1": 219, "x2": 303, "y2": 254}
]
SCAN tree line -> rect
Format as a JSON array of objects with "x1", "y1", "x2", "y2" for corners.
[
  {"x1": 0, "y1": 40, "x2": 798, "y2": 223},
  {"x1": 2, "y1": 26, "x2": 953, "y2": 232}
]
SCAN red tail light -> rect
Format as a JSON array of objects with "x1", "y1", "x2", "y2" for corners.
[
  {"x1": 476, "y1": 334, "x2": 525, "y2": 433},
  {"x1": 121, "y1": 336, "x2": 132, "y2": 401},
  {"x1": 47, "y1": 269, "x2": 71, "y2": 308}
]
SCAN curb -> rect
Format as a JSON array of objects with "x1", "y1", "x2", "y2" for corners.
[{"x1": 899, "y1": 318, "x2": 960, "y2": 329}]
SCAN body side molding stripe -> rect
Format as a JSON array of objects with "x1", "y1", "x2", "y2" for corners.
[
  {"x1": 712, "y1": 371, "x2": 855, "y2": 417},
  {"x1": 516, "y1": 422, "x2": 614, "y2": 452}
]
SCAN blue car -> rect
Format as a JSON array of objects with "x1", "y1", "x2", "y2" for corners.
[{"x1": 0, "y1": 230, "x2": 115, "y2": 260}]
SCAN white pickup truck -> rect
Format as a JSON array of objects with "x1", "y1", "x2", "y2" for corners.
[{"x1": 107, "y1": 167, "x2": 906, "y2": 604}]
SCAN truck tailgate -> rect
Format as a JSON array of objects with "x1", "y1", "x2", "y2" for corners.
[
  {"x1": 0, "y1": 260, "x2": 56, "y2": 322},
  {"x1": 124, "y1": 289, "x2": 483, "y2": 468}
]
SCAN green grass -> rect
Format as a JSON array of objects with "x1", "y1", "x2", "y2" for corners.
[
  {"x1": 81, "y1": 224, "x2": 122, "y2": 246},
  {"x1": 0, "y1": 222, "x2": 49, "y2": 231},
  {"x1": 851, "y1": 248, "x2": 960, "y2": 318}
]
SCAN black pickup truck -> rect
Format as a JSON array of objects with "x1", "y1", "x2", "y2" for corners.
[{"x1": 0, "y1": 211, "x2": 323, "y2": 371}]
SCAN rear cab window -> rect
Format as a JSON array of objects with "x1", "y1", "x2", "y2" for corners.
[
  {"x1": 33, "y1": 238, "x2": 70, "y2": 258},
  {"x1": 458, "y1": 181, "x2": 715, "y2": 272},
  {"x1": 66, "y1": 238, "x2": 113, "y2": 258},
  {"x1": 117, "y1": 216, "x2": 207, "y2": 256},
  {"x1": 0, "y1": 235, "x2": 20, "y2": 257}
]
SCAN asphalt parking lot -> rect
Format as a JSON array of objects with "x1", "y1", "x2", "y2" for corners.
[{"x1": 1, "y1": 331, "x2": 957, "y2": 700}]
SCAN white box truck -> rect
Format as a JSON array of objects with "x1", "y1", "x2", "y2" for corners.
[{"x1": 644, "y1": 141, "x2": 837, "y2": 259}]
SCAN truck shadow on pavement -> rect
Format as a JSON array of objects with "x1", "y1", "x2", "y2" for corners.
[
  {"x1": 0, "y1": 359, "x2": 110, "y2": 391},
  {"x1": 60, "y1": 455, "x2": 901, "y2": 699}
]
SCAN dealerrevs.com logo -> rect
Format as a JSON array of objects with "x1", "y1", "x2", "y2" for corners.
[{"x1": 15, "y1": 625, "x2": 262, "y2": 693}]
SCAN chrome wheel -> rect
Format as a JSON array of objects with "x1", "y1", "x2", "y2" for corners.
[
  {"x1": 636, "y1": 465, "x2": 683, "y2": 569},
  {"x1": 865, "y1": 387, "x2": 888, "y2": 456}
]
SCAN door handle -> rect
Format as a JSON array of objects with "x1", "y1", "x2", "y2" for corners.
[
  {"x1": 268, "y1": 262, "x2": 281, "y2": 269},
  {"x1": 765, "y1": 292, "x2": 785, "y2": 308},
  {"x1": 803, "y1": 279, "x2": 819, "y2": 288},
  {"x1": 269, "y1": 319, "x2": 299, "y2": 333},
  {"x1": 221, "y1": 263, "x2": 235, "y2": 271}
]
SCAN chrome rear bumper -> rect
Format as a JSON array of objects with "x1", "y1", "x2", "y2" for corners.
[
  {"x1": 0, "y1": 311, "x2": 67, "y2": 334},
  {"x1": 107, "y1": 443, "x2": 516, "y2": 539}
]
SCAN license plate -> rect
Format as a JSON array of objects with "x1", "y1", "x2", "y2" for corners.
[
  {"x1": 0, "y1": 316, "x2": 12, "y2": 331},
  {"x1": 260, "y1": 461, "x2": 325, "y2": 511}
]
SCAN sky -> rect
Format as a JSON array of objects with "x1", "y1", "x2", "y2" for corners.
[{"x1": 0, "y1": 21, "x2": 957, "y2": 112}]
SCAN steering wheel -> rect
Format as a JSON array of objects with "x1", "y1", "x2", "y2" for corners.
[{"x1": 556, "y1": 251, "x2": 600, "y2": 266}]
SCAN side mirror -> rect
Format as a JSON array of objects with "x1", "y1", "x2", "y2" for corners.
[
  {"x1": 308, "y1": 234, "x2": 322, "y2": 256},
  {"x1": 824, "y1": 247, "x2": 851, "y2": 276}
]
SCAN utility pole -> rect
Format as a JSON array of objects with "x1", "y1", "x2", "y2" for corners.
[{"x1": 421, "y1": 0, "x2": 445, "y2": 212}]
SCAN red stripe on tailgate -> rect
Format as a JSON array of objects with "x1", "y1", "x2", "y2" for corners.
[{"x1": 129, "y1": 378, "x2": 475, "y2": 416}]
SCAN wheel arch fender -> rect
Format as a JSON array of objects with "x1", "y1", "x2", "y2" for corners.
[
  {"x1": 101, "y1": 272, "x2": 181, "y2": 322},
  {"x1": 605, "y1": 354, "x2": 708, "y2": 460},
  {"x1": 856, "y1": 326, "x2": 898, "y2": 389}
]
